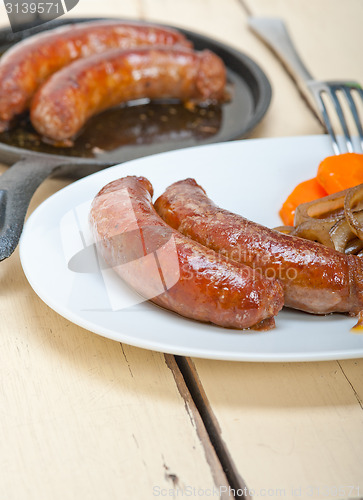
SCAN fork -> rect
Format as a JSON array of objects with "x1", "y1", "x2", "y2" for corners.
[{"x1": 248, "y1": 17, "x2": 363, "y2": 155}]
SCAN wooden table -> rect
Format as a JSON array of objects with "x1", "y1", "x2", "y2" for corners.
[{"x1": 1, "y1": 1, "x2": 363, "y2": 499}]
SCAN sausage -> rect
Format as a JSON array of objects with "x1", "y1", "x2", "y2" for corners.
[
  {"x1": 30, "y1": 46, "x2": 226, "y2": 143},
  {"x1": 0, "y1": 20, "x2": 191, "y2": 130},
  {"x1": 89, "y1": 176, "x2": 284, "y2": 330},
  {"x1": 154, "y1": 178, "x2": 363, "y2": 315}
]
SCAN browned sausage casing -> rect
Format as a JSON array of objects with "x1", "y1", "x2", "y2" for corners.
[
  {"x1": 154, "y1": 178, "x2": 363, "y2": 315},
  {"x1": 30, "y1": 46, "x2": 226, "y2": 142},
  {"x1": 89, "y1": 176, "x2": 284, "y2": 330},
  {"x1": 0, "y1": 20, "x2": 191, "y2": 130}
]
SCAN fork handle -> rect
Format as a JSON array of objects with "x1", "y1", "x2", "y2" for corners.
[{"x1": 248, "y1": 17, "x2": 313, "y2": 83}]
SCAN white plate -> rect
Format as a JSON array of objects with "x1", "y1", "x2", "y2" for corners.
[{"x1": 20, "y1": 135, "x2": 363, "y2": 361}]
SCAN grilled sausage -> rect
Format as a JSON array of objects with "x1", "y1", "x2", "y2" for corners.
[
  {"x1": 89, "y1": 176, "x2": 284, "y2": 330},
  {"x1": 154, "y1": 178, "x2": 363, "y2": 315},
  {"x1": 0, "y1": 20, "x2": 191, "y2": 130},
  {"x1": 30, "y1": 46, "x2": 226, "y2": 143}
]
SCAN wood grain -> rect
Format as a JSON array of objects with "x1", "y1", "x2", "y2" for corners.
[
  {"x1": 0, "y1": 4, "x2": 229, "y2": 499},
  {"x1": 1, "y1": 1, "x2": 363, "y2": 499},
  {"x1": 191, "y1": 358, "x2": 363, "y2": 499},
  {"x1": 189, "y1": 1, "x2": 363, "y2": 498},
  {"x1": 140, "y1": 0, "x2": 322, "y2": 139},
  {"x1": 243, "y1": 0, "x2": 363, "y2": 82},
  {"x1": 0, "y1": 242, "x2": 229, "y2": 499}
]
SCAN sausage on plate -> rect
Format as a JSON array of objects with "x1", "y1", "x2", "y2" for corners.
[
  {"x1": 30, "y1": 46, "x2": 226, "y2": 143},
  {"x1": 0, "y1": 20, "x2": 191, "y2": 130},
  {"x1": 89, "y1": 176, "x2": 284, "y2": 330},
  {"x1": 154, "y1": 178, "x2": 363, "y2": 315}
]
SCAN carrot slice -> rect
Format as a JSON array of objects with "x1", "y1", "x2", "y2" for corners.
[
  {"x1": 279, "y1": 178, "x2": 328, "y2": 226},
  {"x1": 317, "y1": 153, "x2": 363, "y2": 194}
]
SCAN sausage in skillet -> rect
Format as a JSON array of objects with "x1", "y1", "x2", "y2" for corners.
[
  {"x1": 0, "y1": 20, "x2": 191, "y2": 130},
  {"x1": 30, "y1": 47, "x2": 226, "y2": 143}
]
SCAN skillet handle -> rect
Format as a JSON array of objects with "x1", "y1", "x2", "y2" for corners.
[
  {"x1": 248, "y1": 17, "x2": 313, "y2": 82},
  {"x1": 0, "y1": 156, "x2": 66, "y2": 261}
]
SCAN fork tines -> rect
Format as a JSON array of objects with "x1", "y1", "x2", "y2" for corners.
[{"x1": 307, "y1": 80, "x2": 363, "y2": 155}]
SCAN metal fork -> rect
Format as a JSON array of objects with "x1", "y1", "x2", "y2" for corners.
[{"x1": 248, "y1": 17, "x2": 363, "y2": 155}]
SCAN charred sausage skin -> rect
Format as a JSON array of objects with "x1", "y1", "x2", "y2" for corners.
[
  {"x1": 30, "y1": 46, "x2": 226, "y2": 142},
  {"x1": 154, "y1": 178, "x2": 363, "y2": 315},
  {"x1": 0, "y1": 20, "x2": 191, "y2": 130},
  {"x1": 89, "y1": 176, "x2": 284, "y2": 330}
]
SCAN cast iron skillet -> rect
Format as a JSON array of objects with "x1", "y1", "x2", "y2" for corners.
[{"x1": 0, "y1": 17, "x2": 271, "y2": 261}]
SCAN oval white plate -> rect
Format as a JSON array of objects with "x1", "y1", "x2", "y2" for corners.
[{"x1": 20, "y1": 135, "x2": 363, "y2": 361}]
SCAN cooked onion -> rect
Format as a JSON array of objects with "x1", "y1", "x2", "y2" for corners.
[
  {"x1": 344, "y1": 184, "x2": 363, "y2": 240},
  {"x1": 345, "y1": 238, "x2": 363, "y2": 255},
  {"x1": 291, "y1": 220, "x2": 335, "y2": 247},
  {"x1": 329, "y1": 218, "x2": 357, "y2": 253},
  {"x1": 351, "y1": 310, "x2": 363, "y2": 331},
  {"x1": 273, "y1": 225, "x2": 294, "y2": 235},
  {"x1": 294, "y1": 189, "x2": 348, "y2": 226},
  {"x1": 276, "y1": 183, "x2": 363, "y2": 255}
]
